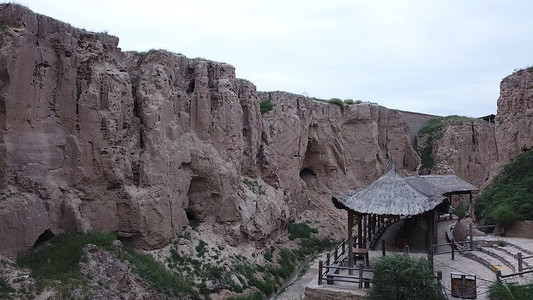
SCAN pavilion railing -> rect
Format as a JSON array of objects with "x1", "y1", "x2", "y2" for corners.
[{"x1": 318, "y1": 261, "x2": 374, "y2": 288}]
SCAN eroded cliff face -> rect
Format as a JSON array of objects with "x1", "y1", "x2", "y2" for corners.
[
  {"x1": 0, "y1": 4, "x2": 420, "y2": 257},
  {"x1": 417, "y1": 68, "x2": 533, "y2": 189}
]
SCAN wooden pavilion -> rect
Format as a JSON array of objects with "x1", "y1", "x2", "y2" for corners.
[{"x1": 332, "y1": 163, "x2": 478, "y2": 268}]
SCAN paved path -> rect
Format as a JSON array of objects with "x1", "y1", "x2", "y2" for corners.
[{"x1": 275, "y1": 216, "x2": 533, "y2": 300}]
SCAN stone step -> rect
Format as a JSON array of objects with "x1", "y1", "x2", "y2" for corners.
[
  {"x1": 485, "y1": 244, "x2": 533, "y2": 270},
  {"x1": 463, "y1": 250, "x2": 513, "y2": 274},
  {"x1": 479, "y1": 247, "x2": 516, "y2": 272}
]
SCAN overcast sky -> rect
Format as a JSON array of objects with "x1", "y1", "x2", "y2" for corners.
[{"x1": 12, "y1": 0, "x2": 533, "y2": 117}]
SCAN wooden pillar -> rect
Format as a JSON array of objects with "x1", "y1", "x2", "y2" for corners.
[
  {"x1": 363, "y1": 214, "x2": 367, "y2": 247},
  {"x1": 427, "y1": 211, "x2": 434, "y2": 269},
  {"x1": 431, "y1": 209, "x2": 439, "y2": 253},
  {"x1": 348, "y1": 210, "x2": 354, "y2": 268},
  {"x1": 357, "y1": 213, "x2": 363, "y2": 248}
]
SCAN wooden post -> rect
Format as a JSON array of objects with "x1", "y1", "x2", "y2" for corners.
[
  {"x1": 433, "y1": 210, "x2": 438, "y2": 253},
  {"x1": 496, "y1": 270, "x2": 502, "y2": 282},
  {"x1": 518, "y1": 252, "x2": 523, "y2": 276},
  {"x1": 348, "y1": 210, "x2": 354, "y2": 273},
  {"x1": 451, "y1": 239, "x2": 455, "y2": 260},
  {"x1": 357, "y1": 213, "x2": 363, "y2": 248},
  {"x1": 327, "y1": 253, "x2": 331, "y2": 266},
  {"x1": 469, "y1": 223, "x2": 473, "y2": 250},
  {"x1": 427, "y1": 211, "x2": 434, "y2": 269},
  {"x1": 382, "y1": 239, "x2": 386, "y2": 256},
  {"x1": 318, "y1": 261, "x2": 323, "y2": 285},
  {"x1": 358, "y1": 264, "x2": 364, "y2": 289}
]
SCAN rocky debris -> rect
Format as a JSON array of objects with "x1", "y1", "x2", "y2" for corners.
[{"x1": 75, "y1": 242, "x2": 169, "y2": 300}]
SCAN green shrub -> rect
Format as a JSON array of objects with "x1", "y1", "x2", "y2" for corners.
[
  {"x1": 368, "y1": 254, "x2": 445, "y2": 300},
  {"x1": 243, "y1": 178, "x2": 266, "y2": 195},
  {"x1": 489, "y1": 282, "x2": 533, "y2": 300},
  {"x1": 0, "y1": 275, "x2": 15, "y2": 299},
  {"x1": 328, "y1": 98, "x2": 344, "y2": 106},
  {"x1": 288, "y1": 222, "x2": 317, "y2": 240},
  {"x1": 497, "y1": 240, "x2": 507, "y2": 247},
  {"x1": 419, "y1": 144, "x2": 435, "y2": 170},
  {"x1": 260, "y1": 99, "x2": 274, "y2": 114},
  {"x1": 454, "y1": 203, "x2": 470, "y2": 219},
  {"x1": 195, "y1": 240, "x2": 208, "y2": 257},
  {"x1": 344, "y1": 99, "x2": 354, "y2": 104},
  {"x1": 475, "y1": 150, "x2": 533, "y2": 227}
]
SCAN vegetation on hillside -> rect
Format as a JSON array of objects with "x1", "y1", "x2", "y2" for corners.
[
  {"x1": 368, "y1": 254, "x2": 445, "y2": 300},
  {"x1": 417, "y1": 115, "x2": 474, "y2": 170},
  {"x1": 16, "y1": 231, "x2": 116, "y2": 298},
  {"x1": 475, "y1": 149, "x2": 533, "y2": 228},
  {"x1": 12, "y1": 223, "x2": 336, "y2": 300},
  {"x1": 489, "y1": 282, "x2": 533, "y2": 300}
]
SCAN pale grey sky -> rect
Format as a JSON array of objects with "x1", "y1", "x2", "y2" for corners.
[{"x1": 11, "y1": 0, "x2": 533, "y2": 117}]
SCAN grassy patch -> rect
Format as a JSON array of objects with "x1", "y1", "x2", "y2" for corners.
[
  {"x1": 17, "y1": 231, "x2": 115, "y2": 284},
  {"x1": 121, "y1": 248, "x2": 198, "y2": 298},
  {"x1": 16, "y1": 231, "x2": 115, "y2": 297},
  {"x1": 260, "y1": 99, "x2": 274, "y2": 114},
  {"x1": 488, "y1": 282, "x2": 533, "y2": 300},
  {"x1": 243, "y1": 178, "x2": 266, "y2": 196},
  {"x1": 475, "y1": 149, "x2": 533, "y2": 228}
]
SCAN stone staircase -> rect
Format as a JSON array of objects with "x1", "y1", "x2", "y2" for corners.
[{"x1": 463, "y1": 238, "x2": 533, "y2": 284}]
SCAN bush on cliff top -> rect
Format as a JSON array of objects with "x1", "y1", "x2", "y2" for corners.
[{"x1": 475, "y1": 149, "x2": 533, "y2": 228}]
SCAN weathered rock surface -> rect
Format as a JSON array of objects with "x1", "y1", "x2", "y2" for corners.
[
  {"x1": 430, "y1": 119, "x2": 497, "y2": 187},
  {"x1": 0, "y1": 3, "x2": 424, "y2": 258},
  {"x1": 417, "y1": 69, "x2": 533, "y2": 190},
  {"x1": 76, "y1": 243, "x2": 169, "y2": 300}
]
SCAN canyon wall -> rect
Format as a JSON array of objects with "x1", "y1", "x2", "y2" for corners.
[
  {"x1": 418, "y1": 68, "x2": 533, "y2": 189},
  {"x1": 0, "y1": 4, "x2": 420, "y2": 257}
]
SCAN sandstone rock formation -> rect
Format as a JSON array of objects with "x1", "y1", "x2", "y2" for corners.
[
  {"x1": 0, "y1": 3, "x2": 423, "y2": 257},
  {"x1": 418, "y1": 68, "x2": 533, "y2": 190}
]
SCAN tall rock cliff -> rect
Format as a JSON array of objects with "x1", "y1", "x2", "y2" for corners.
[
  {"x1": 0, "y1": 4, "x2": 420, "y2": 257},
  {"x1": 417, "y1": 68, "x2": 533, "y2": 189}
]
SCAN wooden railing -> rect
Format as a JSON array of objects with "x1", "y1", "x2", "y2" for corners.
[
  {"x1": 517, "y1": 252, "x2": 533, "y2": 275},
  {"x1": 318, "y1": 262, "x2": 374, "y2": 288},
  {"x1": 317, "y1": 216, "x2": 400, "y2": 287}
]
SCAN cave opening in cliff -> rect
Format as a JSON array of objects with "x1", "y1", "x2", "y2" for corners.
[
  {"x1": 185, "y1": 209, "x2": 200, "y2": 229},
  {"x1": 32, "y1": 229, "x2": 55, "y2": 250},
  {"x1": 186, "y1": 176, "x2": 207, "y2": 228},
  {"x1": 300, "y1": 139, "x2": 320, "y2": 183},
  {"x1": 299, "y1": 167, "x2": 316, "y2": 180}
]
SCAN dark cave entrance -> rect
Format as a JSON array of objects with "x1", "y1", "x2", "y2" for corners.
[{"x1": 32, "y1": 229, "x2": 55, "y2": 250}]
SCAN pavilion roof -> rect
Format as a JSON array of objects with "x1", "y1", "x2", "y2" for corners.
[{"x1": 332, "y1": 164, "x2": 478, "y2": 216}]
